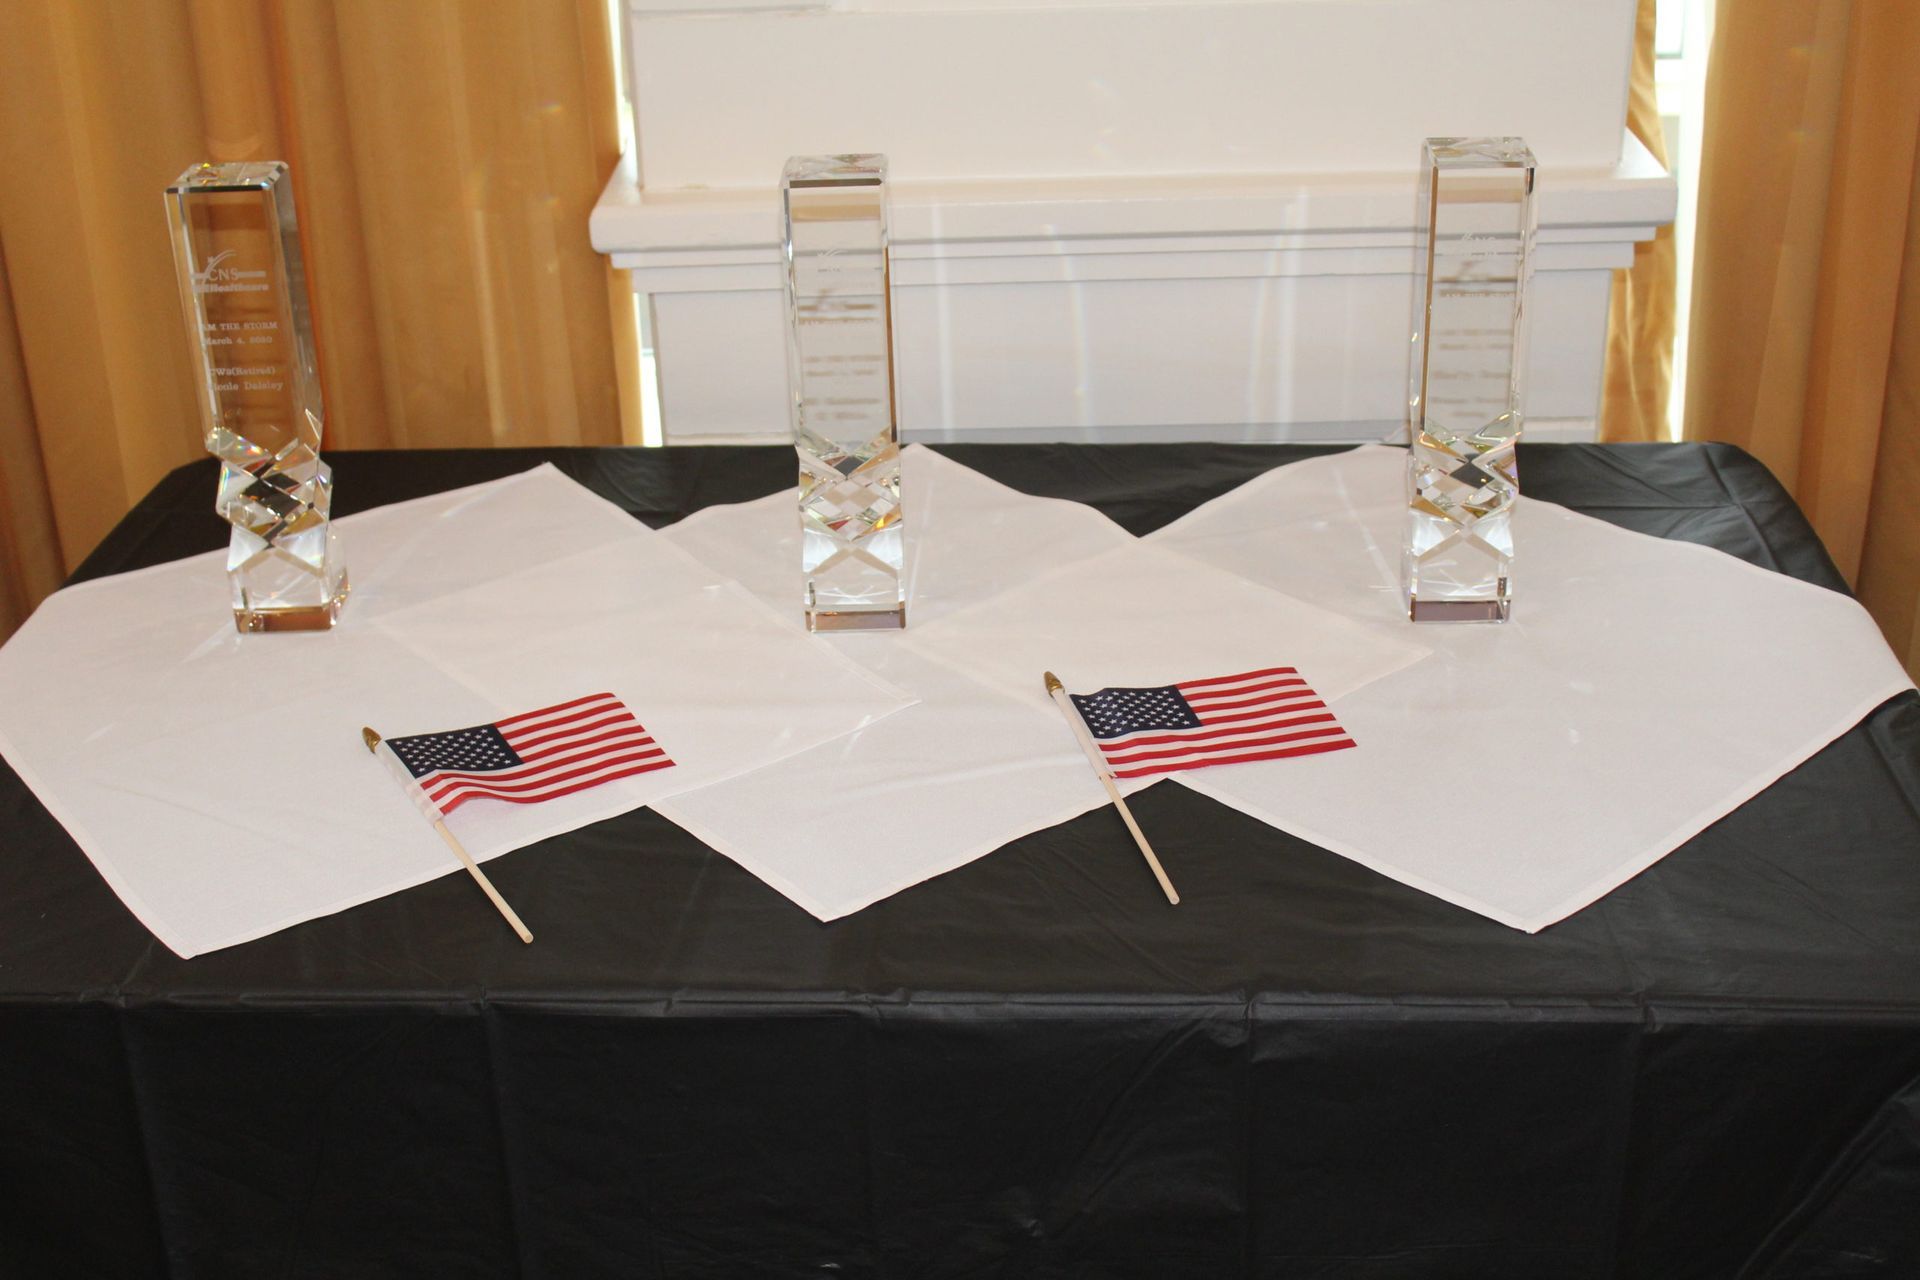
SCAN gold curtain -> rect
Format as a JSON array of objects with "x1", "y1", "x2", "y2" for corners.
[
  {"x1": 0, "y1": 0, "x2": 640, "y2": 640},
  {"x1": 1684, "y1": 1, "x2": 1920, "y2": 675},
  {"x1": 1599, "y1": 0, "x2": 1678, "y2": 443}
]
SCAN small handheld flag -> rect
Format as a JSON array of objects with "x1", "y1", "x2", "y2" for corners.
[
  {"x1": 359, "y1": 692, "x2": 673, "y2": 945},
  {"x1": 1065, "y1": 666, "x2": 1354, "y2": 780},
  {"x1": 383, "y1": 692, "x2": 673, "y2": 816}
]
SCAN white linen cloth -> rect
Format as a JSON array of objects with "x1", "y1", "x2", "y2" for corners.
[
  {"x1": 1149, "y1": 444, "x2": 1917, "y2": 931},
  {"x1": 0, "y1": 466, "x2": 911, "y2": 956},
  {"x1": 659, "y1": 447, "x2": 1428, "y2": 918}
]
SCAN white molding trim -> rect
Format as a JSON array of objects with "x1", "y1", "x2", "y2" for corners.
[
  {"x1": 593, "y1": 138, "x2": 1672, "y2": 444},
  {"x1": 593, "y1": 138, "x2": 1674, "y2": 266}
]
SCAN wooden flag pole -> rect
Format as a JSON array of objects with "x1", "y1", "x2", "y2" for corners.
[
  {"x1": 1043, "y1": 672, "x2": 1180, "y2": 905},
  {"x1": 362, "y1": 727, "x2": 534, "y2": 944}
]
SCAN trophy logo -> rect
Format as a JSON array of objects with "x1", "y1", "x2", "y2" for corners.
[{"x1": 191, "y1": 248, "x2": 268, "y2": 295}]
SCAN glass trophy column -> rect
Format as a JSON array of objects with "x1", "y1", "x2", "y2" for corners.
[
  {"x1": 783, "y1": 154, "x2": 906, "y2": 632},
  {"x1": 165, "y1": 161, "x2": 348, "y2": 633},
  {"x1": 1403, "y1": 138, "x2": 1536, "y2": 623}
]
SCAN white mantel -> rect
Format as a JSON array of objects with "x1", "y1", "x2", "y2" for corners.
[{"x1": 595, "y1": 0, "x2": 1675, "y2": 444}]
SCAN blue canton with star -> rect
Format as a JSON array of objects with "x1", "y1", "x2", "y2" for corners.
[
  {"x1": 386, "y1": 723, "x2": 523, "y2": 779},
  {"x1": 1069, "y1": 685, "x2": 1202, "y2": 740}
]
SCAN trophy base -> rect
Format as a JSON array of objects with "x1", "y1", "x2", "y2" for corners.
[
  {"x1": 1408, "y1": 594, "x2": 1510, "y2": 624},
  {"x1": 233, "y1": 571, "x2": 351, "y2": 634},
  {"x1": 806, "y1": 604, "x2": 907, "y2": 633}
]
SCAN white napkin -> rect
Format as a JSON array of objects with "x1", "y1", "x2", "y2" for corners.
[
  {"x1": 1149, "y1": 445, "x2": 1916, "y2": 931},
  {"x1": 659, "y1": 447, "x2": 1427, "y2": 919},
  {"x1": 0, "y1": 466, "x2": 911, "y2": 956},
  {"x1": 904, "y1": 539, "x2": 1429, "y2": 713}
]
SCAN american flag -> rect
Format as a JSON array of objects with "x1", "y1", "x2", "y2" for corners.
[
  {"x1": 385, "y1": 693, "x2": 673, "y2": 816},
  {"x1": 1067, "y1": 666, "x2": 1355, "y2": 780}
]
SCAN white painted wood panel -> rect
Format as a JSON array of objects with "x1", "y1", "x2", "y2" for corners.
[{"x1": 646, "y1": 265, "x2": 1612, "y2": 444}]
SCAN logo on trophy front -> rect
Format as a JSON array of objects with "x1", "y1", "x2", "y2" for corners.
[{"x1": 190, "y1": 248, "x2": 269, "y2": 295}]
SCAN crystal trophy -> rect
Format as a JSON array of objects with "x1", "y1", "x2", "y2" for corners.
[
  {"x1": 1403, "y1": 138, "x2": 1536, "y2": 623},
  {"x1": 783, "y1": 154, "x2": 906, "y2": 631},
  {"x1": 165, "y1": 161, "x2": 348, "y2": 632}
]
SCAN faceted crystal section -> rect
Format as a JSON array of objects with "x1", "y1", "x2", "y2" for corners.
[
  {"x1": 166, "y1": 161, "x2": 347, "y2": 632},
  {"x1": 1406, "y1": 415, "x2": 1519, "y2": 622},
  {"x1": 800, "y1": 439, "x2": 904, "y2": 623},
  {"x1": 1403, "y1": 138, "x2": 1535, "y2": 623},
  {"x1": 783, "y1": 154, "x2": 905, "y2": 631}
]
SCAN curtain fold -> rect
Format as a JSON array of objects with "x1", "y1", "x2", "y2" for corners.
[
  {"x1": 0, "y1": 0, "x2": 639, "y2": 640},
  {"x1": 1599, "y1": 0, "x2": 1677, "y2": 443},
  {"x1": 1856, "y1": 147, "x2": 1920, "y2": 675},
  {"x1": 0, "y1": 246, "x2": 67, "y2": 639},
  {"x1": 1684, "y1": 0, "x2": 1920, "y2": 676}
]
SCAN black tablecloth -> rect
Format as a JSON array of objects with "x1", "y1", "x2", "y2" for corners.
[{"x1": 4, "y1": 443, "x2": 1918, "y2": 1280}]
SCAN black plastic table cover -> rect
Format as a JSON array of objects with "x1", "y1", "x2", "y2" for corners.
[{"x1": 3, "y1": 443, "x2": 1918, "y2": 1280}]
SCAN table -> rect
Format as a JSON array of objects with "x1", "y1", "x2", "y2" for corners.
[{"x1": 4, "y1": 443, "x2": 1918, "y2": 1280}]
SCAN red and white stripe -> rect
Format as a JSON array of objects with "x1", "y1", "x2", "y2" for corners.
[
  {"x1": 1098, "y1": 666, "x2": 1355, "y2": 780},
  {"x1": 419, "y1": 692, "x2": 673, "y2": 815}
]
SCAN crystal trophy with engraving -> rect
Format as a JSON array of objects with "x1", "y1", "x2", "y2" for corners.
[
  {"x1": 165, "y1": 161, "x2": 347, "y2": 632},
  {"x1": 783, "y1": 154, "x2": 906, "y2": 631},
  {"x1": 1403, "y1": 138, "x2": 1536, "y2": 622}
]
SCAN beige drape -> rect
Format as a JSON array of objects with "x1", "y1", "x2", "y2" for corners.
[
  {"x1": 0, "y1": 0, "x2": 640, "y2": 640},
  {"x1": 1684, "y1": 1, "x2": 1920, "y2": 676},
  {"x1": 1599, "y1": 0, "x2": 1677, "y2": 443}
]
